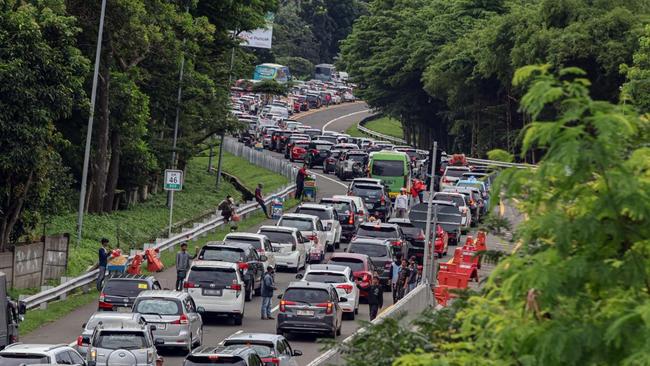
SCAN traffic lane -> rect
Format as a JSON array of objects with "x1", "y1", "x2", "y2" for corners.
[
  {"x1": 295, "y1": 102, "x2": 368, "y2": 129},
  {"x1": 321, "y1": 110, "x2": 374, "y2": 134}
]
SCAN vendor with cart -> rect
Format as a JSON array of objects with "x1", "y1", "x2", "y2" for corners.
[{"x1": 295, "y1": 164, "x2": 308, "y2": 200}]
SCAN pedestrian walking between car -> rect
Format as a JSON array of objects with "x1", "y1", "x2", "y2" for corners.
[
  {"x1": 368, "y1": 276, "x2": 384, "y2": 321},
  {"x1": 394, "y1": 188, "x2": 409, "y2": 218},
  {"x1": 175, "y1": 242, "x2": 197, "y2": 291},
  {"x1": 96, "y1": 238, "x2": 110, "y2": 291},
  {"x1": 261, "y1": 266, "x2": 277, "y2": 320},
  {"x1": 256, "y1": 183, "x2": 271, "y2": 219}
]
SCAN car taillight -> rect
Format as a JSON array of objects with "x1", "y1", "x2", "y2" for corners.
[
  {"x1": 147, "y1": 349, "x2": 154, "y2": 364},
  {"x1": 172, "y1": 314, "x2": 189, "y2": 325},
  {"x1": 442, "y1": 177, "x2": 449, "y2": 183},
  {"x1": 279, "y1": 300, "x2": 296, "y2": 312},
  {"x1": 336, "y1": 284, "x2": 353, "y2": 294},
  {"x1": 183, "y1": 282, "x2": 197, "y2": 289},
  {"x1": 316, "y1": 302, "x2": 334, "y2": 314},
  {"x1": 391, "y1": 240, "x2": 402, "y2": 247},
  {"x1": 469, "y1": 199, "x2": 475, "y2": 206},
  {"x1": 77, "y1": 336, "x2": 84, "y2": 347},
  {"x1": 380, "y1": 196, "x2": 386, "y2": 205},
  {"x1": 99, "y1": 293, "x2": 105, "y2": 302},
  {"x1": 348, "y1": 213, "x2": 354, "y2": 225},
  {"x1": 238, "y1": 262, "x2": 249, "y2": 271},
  {"x1": 308, "y1": 233, "x2": 318, "y2": 243},
  {"x1": 228, "y1": 283, "x2": 242, "y2": 291},
  {"x1": 264, "y1": 357, "x2": 281, "y2": 366}
]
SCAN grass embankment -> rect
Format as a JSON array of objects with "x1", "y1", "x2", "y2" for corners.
[
  {"x1": 47, "y1": 152, "x2": 289, "y2": 277},
  {"x1": 346, "y1": 116, "x2": 404, "y2": 139}
]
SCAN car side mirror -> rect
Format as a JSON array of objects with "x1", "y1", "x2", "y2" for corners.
[
  {"x1": 326, "y1": 223, "x2": 332, "y2": 231},
  {"x1": 295, "y1": 273, "x2": 304, "y2": 280},
  {"x1": 82, "y1": 323, "x2": 86, "y2": 329},
  {"x1": 154, "y1": 338, "x2": 165, "y2": 346},
  {"x1": 338, "y1": 297, "x2": 348, "y2": 303},
  {"x1": 277, "y1": 294, "x2": 283, "y2": 299},
  {"x1": 293, "y1": 350, "x2": 303, "y2": 356},
  {"x1": 259, "y1": 255, "x2": 268, "y2": 262},
  {"x1": 150, "y1": 325, "x2": 157, "y2": 331}
]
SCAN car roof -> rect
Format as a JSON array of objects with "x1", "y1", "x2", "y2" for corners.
[
  {"x1": 329, "y1": 252, "x2": 370, "y2": 262},
  {"x1": 106, "y1": 273, "x2": 155, "y2": 282},
  {"x1": 431, "y1": 200, "x2": 457, "y2": 206},
  {"x1": 298, "y1": 203, "x2": 331, "y2": 211},
  {"x1": 258, "y1": 225, "x2": 298, "y2": 234},
  {"x1": 192, "y1": 345, "x2": 259, "y2": 357},
  {"x1": 359, "y1": 222, "x2": 400, "y2": 229},
  {"x1": 280, "y1": 213, "x2": 318, "y2": 220},
  {"x1": 136, "y1": 290, "x2": 187, "y2": 299},
  {"x1": 225, "y1": 233, "x2": 266, "y2": 240},
  {"x1": 191, "y1": 260, "x2": 239, "y2": 269},
  {"x1": 286, "y1": 281, "x2": 333, "y2": 290},
  {"x1": 306, "y1": 264, "x2": 351, "y2": 274},
  {"x1": 326, "y1": 196, "x2": 354, "y2": 203},
  {"x1": 387, "y1": 217, "x2": 412, "y2": 224},
  {"x1": 352, "y1": 184, "x2": 384, "y2": 190},
  {"x1": 204, "y1": 242, "x2": 252, "y2": 251},
  {"x1": 350, "y1": 238, "x2": 391, "y2": 246},
  {"x1": 97, "y1": 319, "x2": 149, "y2": 331},
  {"x1": 1, "y1": 344, "x2": 71, "y2": 354},
  {"x1": 89, "y1": 312, "x2": 143, "y2": 322},
  {"x1": 224, "y1": 333, "x2": 283, "y2": 343}
]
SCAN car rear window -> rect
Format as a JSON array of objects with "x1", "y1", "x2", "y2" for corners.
[
  {"x1": 278, "y1": 218, "x2": 314, "y2": 231},
  {"x1": 199, "y1": 247, "x2": 245, "y2": 262},
  {"x1": 444, "y1": 168, "x2": 469, "y2": 178},
  {"x1": 284, "y1": 288, "x2": 330, "y2": 303},
  {"x1": 347, "y1": 154, "x2": 367, "y2": 162},
  {"x1": 0, "y1": 354, "x2": 50, "y2": 365},
  {"x1": 222, "y1": 341, "x2": 275, "y2": 357},
  {"x1": 328, "y1": 258, "x2": 365, "y2": 272},
  {"x1": 348, "y1": 243, "x2": 389, "y2": 257},
  {"x1": 357, "y1": 226, "x2": 399, "y2": 239},
  {"x1": 103, "y1": 279, "x2": 149, "y2": 297},
  {"x1": 320, "y1": 200, "x2": 352, "y2": 214},
  {"x1": 351, "y1": 185, "x2": 382, "y2": 200},
  {"x1": 184, "y1": 356, "x2": 246, "y2": 365},
  {"x1": 315, "y1": 143, "x2": 333, "y2": 150},
  {"x1": 434, "y1": 194, "x2": 465, "y2": 207},
  {"x1": 304, "y1": 272, "x2": 347, "y2": 284},
  {"x1": 259, "y1": 230, "x2": 295, "y2": 244},
  {"x1": 188, "y1": 267, "x2": 237, "y2": 285},
  {"x1": 296, "y1": 208, "x2": 331, "y2": 220},
  {"x1": 93, "y1": 331, "x2": 148, "y2": 349},
  {"x1": 225, "y1": 237, "x2": 261, "y2": 250},
  {"x1": 371, "y1": 160, "x2": 404, "y2": 176},
  {"x1": 134, "y1": 298, "x2": 181, "y2": 316}
]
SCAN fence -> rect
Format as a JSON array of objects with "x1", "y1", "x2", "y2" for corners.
[
  {"x1": 0, "y1": 235, "x2": 70, "y2": 289},
  {"x1": 223, "y1": 137, "x2": 298, "y2": 181},
  {"x1": 307, "y1": 282, "x2": 434, "y2": 366}
]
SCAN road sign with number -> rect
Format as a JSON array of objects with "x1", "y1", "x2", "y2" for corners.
[{"x1": 164, "y1": 169, "x2": 183, "y2": 191}]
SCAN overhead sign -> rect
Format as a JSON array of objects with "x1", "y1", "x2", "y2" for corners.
[
  {"x1": 237, "y1": 12, "x2": 274, "y2": 49},
  {"x1": 164, "y1": 169, "x2": 183, "y2": 191}
]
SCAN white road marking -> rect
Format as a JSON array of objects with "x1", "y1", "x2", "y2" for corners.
[
  {"x1": 233, "y1": 329, "x2": 244, "y2": 335},
  {"x1": 321, "y1": 109, "x2": 370, "y2": 132},
  {"x1": 289, "y1": 163, "x2": 349, "y2": 189}
]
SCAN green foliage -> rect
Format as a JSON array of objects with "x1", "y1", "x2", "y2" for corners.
[
  {"x1": 252, "y1": 79, "x2": 289, "y2": 96},
  {"x1": 621, "y1": 25, "x2": 650, "y2": 112},
  {"x1": 275, "y1": 56, "x2": 314, "y2": 80},
  {"x1": 364, "y1": 116, "x2": 404, "y2": 139},
  {"x1": 486, "y1": 149, "x2": 514, "y2": 163}
]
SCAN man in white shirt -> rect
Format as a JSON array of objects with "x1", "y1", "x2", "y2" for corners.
[{"x1": 394, "y1": 188, "x2": 409, "y2": 218}]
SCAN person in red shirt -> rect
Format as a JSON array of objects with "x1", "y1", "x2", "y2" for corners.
[
  {"x1": 295, "y1": 165, "x2": 308, "y2": 200},
  {"x1": 412, "y1": 179, "x2": 426, "y2": 203}
]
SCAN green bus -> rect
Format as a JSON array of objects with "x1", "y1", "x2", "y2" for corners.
[{"x1": 368, "y1": 151, "x2": 411, "y2": 199}]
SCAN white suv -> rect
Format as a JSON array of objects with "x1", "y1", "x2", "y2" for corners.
[
  {"x1": 276, "y1": 213, "x2": 327, "y2": 264},
  {"x1": 294, "y1": 204, "x2": 342, "y2": 251},
  {"x1": 257, "y1": 226, "x2": 307, "y2": 272},
  {"x1": 224, "y1": 232, "x2": 276, "y2": 269},
  {"x1": 297, "y1": 264, "x2": 360, "y2": 320},
  {"x1": 184, "y1": 261, "x2": 246, "y2": 325},
  {"x1": 0, "y1": 344, "x2": 85, "y2": 365}
]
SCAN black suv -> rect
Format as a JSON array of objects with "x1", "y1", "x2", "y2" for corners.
[
  {"x1": 388, "y1": 218, "x2": 428, "y2": 264},
  {"x1": 304, "y1": 141, "x2": 334, "y2": 168},
  {"x1": 323, "y1": 149, "x2": 343, "y2": 174},
  {"x1": 198, "y1": 243, "x2": 267, "y2": 301},
  {"x1": 349, "y1": 184, "x2": 392, "y2": 221},
  {"x1": 98, "y1": 273, "x2": 161, "y2": 311},
  {"x1": 320, "y1": 197, "x2": 359, "y2": 243},
  {"x1": 354, "y1": 222, "x2": 410, "y2": 260}
]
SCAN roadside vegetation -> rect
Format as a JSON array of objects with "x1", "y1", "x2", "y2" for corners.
[{"x1": 346, "y1": 116, "x2": 404, "y2": 139}]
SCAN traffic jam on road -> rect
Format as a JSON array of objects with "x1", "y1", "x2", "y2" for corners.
[{"x1": 1, "y1": 79, "x2": 496, "y2": 366}]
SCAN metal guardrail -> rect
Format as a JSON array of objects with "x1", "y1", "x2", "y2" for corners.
[
  {"x1": 307, "y1": 282, "x2": 434, "y2": 366},
  {"x1": 356, "y1": 124, "x2": 407, "y2": 144}
]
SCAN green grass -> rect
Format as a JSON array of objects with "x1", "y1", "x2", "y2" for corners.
[
  {"x1": 46, "y1": 152, "x2": 289, "y2": 278},
  {"x1": 345, "y1": 116, "x2": 404, "y2": 139}
]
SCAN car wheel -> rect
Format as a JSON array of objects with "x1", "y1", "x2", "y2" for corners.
[
  {"x1": 234, "y1": 314, "x2": 243, "y2": 326},
  {"x1": 187, "y1": 334, "x2": 193, "y2": 353}
]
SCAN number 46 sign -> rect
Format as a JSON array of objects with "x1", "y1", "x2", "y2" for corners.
[{"x1": 164, "y1": 169, "x2": 183, "y2": 191}]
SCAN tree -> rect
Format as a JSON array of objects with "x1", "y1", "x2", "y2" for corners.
[
  {"x1": 0, "y1": 0, "x2": 88, "y2": 250},
  {"x1": 622, "y1": 25, "x2": 650, "y2": 112}
]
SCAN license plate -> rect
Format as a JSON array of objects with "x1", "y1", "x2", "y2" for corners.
[
  {"x1": 153, "y1": 323, "x2": 166, "y2": 330},
  {"x1": 116, "y1": 306, "x2": 131, "y2": 313},
  {"x1": 203, "y1": 289, "x2": 222, "y2": 296},
  {"x1": 296, "y1": 310, "x2": 314, "y2": 316}
]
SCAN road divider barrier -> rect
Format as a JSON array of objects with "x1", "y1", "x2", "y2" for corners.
[{"x1": 435, "y1": 232, "x2": 486, "y2": 306}]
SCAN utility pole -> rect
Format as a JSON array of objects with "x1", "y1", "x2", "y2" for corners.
[
  {"x1": 423, "y1": 141, "x2": 438, "y2": 285},
  {"x1": 76, "y1": 0, "x2": 107, "y2": 245}
]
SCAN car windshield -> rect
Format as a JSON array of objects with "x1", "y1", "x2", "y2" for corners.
[
  {"x1": 222, "y1": 341, "x2": 275, "y2": 357},
  {"x1": 188, "y1": 267, "x2": 237, "y2": 285},
  {"x1": 348, "y1": 243, "x2": 389, "y2": 257},
  {"x1": 279, "y1": 218, "x2": 314, "y2": 231},
  {"x1": 134, "y1": 298, "x2": 181, "y2": 316},
  {"x1": 295, "y1": 142, "x2": 310, "y2": 148},
  {"x1": 0, "y1": 354, "x2": 50, "y2": 365},
  {"x1": 434, "y1": 194, "x2": 465, "y2": 207},
  {"x1": 330, "y1": 151, "x2": 342, "y2": 158},
  {"x1": 93, "y1": 331, "x2": 149, "y2": 350},
  {"x1": 184, "y1": 355, "x2": 247, "y2": 365},
  {"x1": 357, "y1": 226, "x2": 399, "y2": 239},
  {"x1": 328, "y1": 258, "x2": 365, "y2": 272},
  {"x1": 304, "y1": 272, "x2": 347, "y2": 284},
  {"x1": 444, "y1": 168, "x2": 468, "y2": 178},
  {"x1": 199, "y1": 247, "x2": 245, "y2": 262},
  {"x1": 296, "y1": 208, "x2": 331, "y2": 220},
  {"x1": 320, "y1": 200, "x2": 352, "y2": 214},
  {"x1": 351, "y1": 186, "x2": 382, "y2": 202},
  {"x1": 457, "y1": 182, "x2": 485, "y2": 192},
  {"x1": 371, "y1": 160, "x2": 404, "y2": 176},
  {"x1": 103, "y1": 280, "x2": 149, "y2": 297},
  {"x1": 225, "y1": 237, "x2": 261, "y2": 250},
  {"x1": 284, "y1": 288, "x2": 330, "y2": 303},
  {"x1": 347, "y1": 154, "x2": 367, "y2": 162},
  {"x1": 259, "y1": 230, "x2": 295, "y2": 244}
]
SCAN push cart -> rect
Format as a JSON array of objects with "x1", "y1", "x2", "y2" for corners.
[{"x1": 302, "y1": 175, "x2": 318, "y2": 201}]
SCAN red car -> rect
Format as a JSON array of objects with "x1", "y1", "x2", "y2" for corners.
[
  {"x1": 434, "y1": 224, "x2": 449, "y2": 257},
  {"x1": 289, "y1": 141, "x2": 311, "y2": 162},
  {"x1": 327, "y1": 253, "x2": 374, "y2": 298}
]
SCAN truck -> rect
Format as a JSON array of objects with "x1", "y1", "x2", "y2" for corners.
[{"x1": 0, "y1": 272, "x2": 26, "y2": 349}]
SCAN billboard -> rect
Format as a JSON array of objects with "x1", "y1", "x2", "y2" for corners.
[{"x1": 238, "y1": 12, "x2": 274, "y2": 49}]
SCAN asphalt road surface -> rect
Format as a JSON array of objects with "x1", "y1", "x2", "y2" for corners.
[{"x1": 23, "y1": 102, "x2": 515, "y2": 365}]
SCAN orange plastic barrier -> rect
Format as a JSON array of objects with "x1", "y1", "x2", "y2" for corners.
[
  {"x1": 127, "y1": 253, "x2": 144, "y2": 275},
  {"x1": 145, "y1": 248, "x2": 164, "y2": 272}
]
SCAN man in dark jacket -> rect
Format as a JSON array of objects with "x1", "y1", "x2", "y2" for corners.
[
  {"x1": 260, "y1": 266, "x2": 276, "y2": 319},
  {"x1": 368, "y1": 276, "x2": 384, "y2": 321},
  {"x1": 97, "y1": 238, "x2": 110, "y2": 291}
]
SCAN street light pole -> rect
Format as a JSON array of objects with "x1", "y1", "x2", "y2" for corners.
[
  {"x1": 76, "y1": 0, "x2": 108, "y2": 245},
  {"x1": 423, "y1": 141, "x2": 438, "y2": 285}
]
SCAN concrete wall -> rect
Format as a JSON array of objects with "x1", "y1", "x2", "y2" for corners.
[{"x1": 5, "y1": 234, "x2": 70, "y2": 289}]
